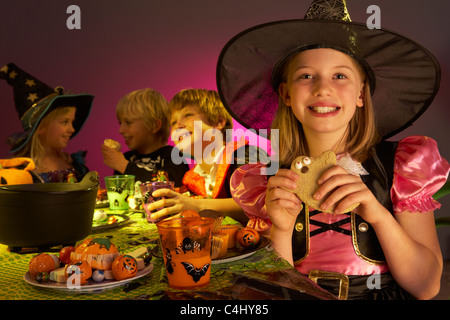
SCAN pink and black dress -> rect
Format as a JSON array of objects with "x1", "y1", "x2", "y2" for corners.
[{"x1": 230, "y1": 136, "x2": 450, "y2": 299}]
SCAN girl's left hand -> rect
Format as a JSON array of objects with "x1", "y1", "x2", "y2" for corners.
[{"x1": 313, "y1": 165, "x2": 386, "y2": 224}]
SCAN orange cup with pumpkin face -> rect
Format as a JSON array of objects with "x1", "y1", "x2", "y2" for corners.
[{"x1": 156, "y1": 217, "x2": 214, "y2": 289}]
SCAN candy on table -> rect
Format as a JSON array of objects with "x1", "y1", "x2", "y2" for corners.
[
  {"x1": 65, "y1": 260, "x2": 92, "y2": 285},
  {"x1": 28, "y1": 253, "x2": 60, "y2": 278},
  {"x1": 111, "y1": 255, "x2": 138, "y2": 280},
  {"x1": 236, "y1": 227, "x2": 260, "y2": 249}
]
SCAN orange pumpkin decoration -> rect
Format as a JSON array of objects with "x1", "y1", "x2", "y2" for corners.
[
  {"x1": 237, "y1": 227, "x2": 260, "y2": 248},
  {"x1": 0, "y1": 157, "x2": 35, "y2": 185},
  {"x1": 65, "y1": 260, "x2": 92, "y2": 285},
  {"x1": 71, "y1": 238, "x2": 120, "y2": 270},
  {"x1": 28, "y1": 253, "x2": 59, "y2": 278},
  {"x1": 111, "y1": 255, "x2": 138, "y2": 280}
]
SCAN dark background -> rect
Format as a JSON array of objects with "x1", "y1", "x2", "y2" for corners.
[{"x1": 1, "y1": 0, "x2": 450, "y2": 257}]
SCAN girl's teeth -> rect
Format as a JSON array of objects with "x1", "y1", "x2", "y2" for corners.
[{"x1": 309, "y1": 106, "x2": 338, "y2": 113}]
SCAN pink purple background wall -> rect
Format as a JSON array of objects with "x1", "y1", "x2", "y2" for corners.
[{"x1": 1, "y1": 1, "x2": 450, "y2": 255}]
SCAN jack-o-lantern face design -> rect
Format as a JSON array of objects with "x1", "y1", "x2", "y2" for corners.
[
  {"x1": 237, "y1": 227, "x2": 260, "y2": 248},
  {"x1": 123, "y1": 255, "x2": 137, "y2": 271},
  {"x1": 111, "y1": 255, "x2": 138, "y2": 280}
]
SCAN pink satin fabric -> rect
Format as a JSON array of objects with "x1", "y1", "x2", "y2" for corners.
[
  {"x1": 230, "y1": 135, "x2": 450, "y2": 275},
  {"x1": 391, "y1": 136, "x2": 450, "y2": 214},
  {"x1": 295, "y1": 213, "x2": 389, "y2": 275},
  {"x1": 230, "y1": 163, "x2": 272, "y2": 232}
]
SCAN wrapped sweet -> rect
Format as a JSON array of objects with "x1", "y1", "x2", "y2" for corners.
[
  {"x1": 92, "y1": 269, "x2": 105, "y2": 282},
  {"x1": 59, "y1": 246, "x2": 75, "y2": 265},
  {"x1": 35, "y1": 272, "x2": 50, "y2": 283},
  {"x1": 237, "y1": 227, "x2": 260, "y2": 249},
  {"x1": 93, "y1": 210, "x2": 107, "y2": 222},
  {"x1": 29, "y1": 253, "x2": 60, "y2": 278},
  {"x1": 111, "y1": 255, "x2": 138, "y2": 280},
  {"x1": 65, "y1": 260, "x2": 92, "y2": 285}
]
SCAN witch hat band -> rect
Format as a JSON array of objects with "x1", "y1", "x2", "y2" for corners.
[
  {"x1": 0, "y1": 63, "x2": 94, "y2": 153},
  {"x1": 216, "y1": 0, "x2": 440, "y2": 139}
]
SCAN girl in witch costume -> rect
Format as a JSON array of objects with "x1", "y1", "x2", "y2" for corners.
[
  {"x1": 219, "y1": 1, "x2": 450, "y2": 299},
  {"x1": 1, "y1": 63, "x2": 94, "y2": 183}
]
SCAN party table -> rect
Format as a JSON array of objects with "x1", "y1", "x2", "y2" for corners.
[{"x1": 0, "y1": 210, "x2": 337, "y2": 301}]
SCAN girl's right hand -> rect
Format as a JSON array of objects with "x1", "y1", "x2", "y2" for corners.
[{"x1": 265, "y1": 169, "x2": 303, "y2": 233}]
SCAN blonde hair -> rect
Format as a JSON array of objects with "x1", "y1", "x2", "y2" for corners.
[
  {"x1": 169, "y1": 89, "x2": 233, "y2": 140},
  {"x1": 271, "y1": 52, "x2": 380, "y2": 168},
  {"x1": 116, "y1": 88, "x2": 170, "y2": 144},
  {"x1": 15, "y1": 106, "x2": 75, "y2": 170}
]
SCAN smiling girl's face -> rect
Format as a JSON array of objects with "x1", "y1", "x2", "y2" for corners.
[
  {"x1": 38, "y1": 107, "x2": 76, "y2": 151},
  {"x1": 279, "y1": 48, "x2": 365, "y2": 140}
]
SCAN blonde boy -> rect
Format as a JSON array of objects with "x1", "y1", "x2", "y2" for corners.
[{"x1": 102, "y1": 88, "x2": 188, "y2": 186}]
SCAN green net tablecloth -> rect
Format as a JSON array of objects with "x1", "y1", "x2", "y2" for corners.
[{"x1": 0, "y1": 211, "x2": 336, "y2": 300}]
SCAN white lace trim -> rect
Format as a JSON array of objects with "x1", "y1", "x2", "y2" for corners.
[{"x1": 337, "y1": 153, "x2": 369, "y2": 176}]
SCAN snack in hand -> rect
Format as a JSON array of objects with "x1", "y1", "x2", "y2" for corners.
[
  {"x1": 104, "y1": 138, "x2": 121, "y2": 151},
  {"x1": 287, "y1": 151, "x2": 360, "y2": 214}
]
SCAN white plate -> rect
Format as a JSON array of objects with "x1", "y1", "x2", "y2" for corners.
[
  {"x1": 23, "y1": 263, "x2": 153, "y2": 293},
  {"x1": 212, "y1": 237, "x2": 270, "y2": 264}
]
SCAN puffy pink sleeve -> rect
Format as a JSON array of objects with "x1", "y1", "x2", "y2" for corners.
[
  {"x1": 391, "y1": 136, "x2": 450, "y2": 214},
  {"x1": 230, "y1": 163, "x2": 272, "y2": 232}
]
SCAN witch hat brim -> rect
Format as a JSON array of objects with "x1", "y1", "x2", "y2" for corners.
[{"x1": 216, "y1": 7, "x2": 440, "y2": 139}]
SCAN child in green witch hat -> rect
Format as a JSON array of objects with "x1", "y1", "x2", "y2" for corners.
[{"x1": 1, "y1": 63, "x2": 94, "y2": 183}]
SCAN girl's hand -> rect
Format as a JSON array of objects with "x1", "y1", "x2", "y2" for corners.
[
  {"x1": 314, "y1": 165, "x2": 385, "y2": 224},
  {"x1": 146, "y1": 189, "x2": 197, "y2": 221},
  {"x1": 265, "y1": 169, "x2": 303, "y2": 233}
]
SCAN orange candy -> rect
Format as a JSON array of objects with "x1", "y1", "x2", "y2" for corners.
[
  {"x1": 237, "y1": 227, "x2": 260, "y2": 248},
  {"x1": 29, "y1": 253, "x2": 58, "y2": 278},
  {"x1": 65, "y1": 260, "x2": 92, "y2": 285},
  {"x1": 111, "y1": 255, "x2": 138, "y2": 280}
]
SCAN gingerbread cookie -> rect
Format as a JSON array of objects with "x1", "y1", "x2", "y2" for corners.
[{"x1": 286, "y1": 151, "x2": 359, "y2": 214}]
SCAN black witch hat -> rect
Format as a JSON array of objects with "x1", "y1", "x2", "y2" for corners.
[{"x1": 216, "y1": 0, "x2": 440, "y2": 139}]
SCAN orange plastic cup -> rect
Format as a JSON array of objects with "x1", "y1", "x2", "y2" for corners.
[{"x1": 156, "y1": 217, "x2": 214, "y2": 289}]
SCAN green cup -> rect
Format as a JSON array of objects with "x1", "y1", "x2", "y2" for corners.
[{"x1": 104, "y1": 175, "x2": 135, "y2": 210}]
